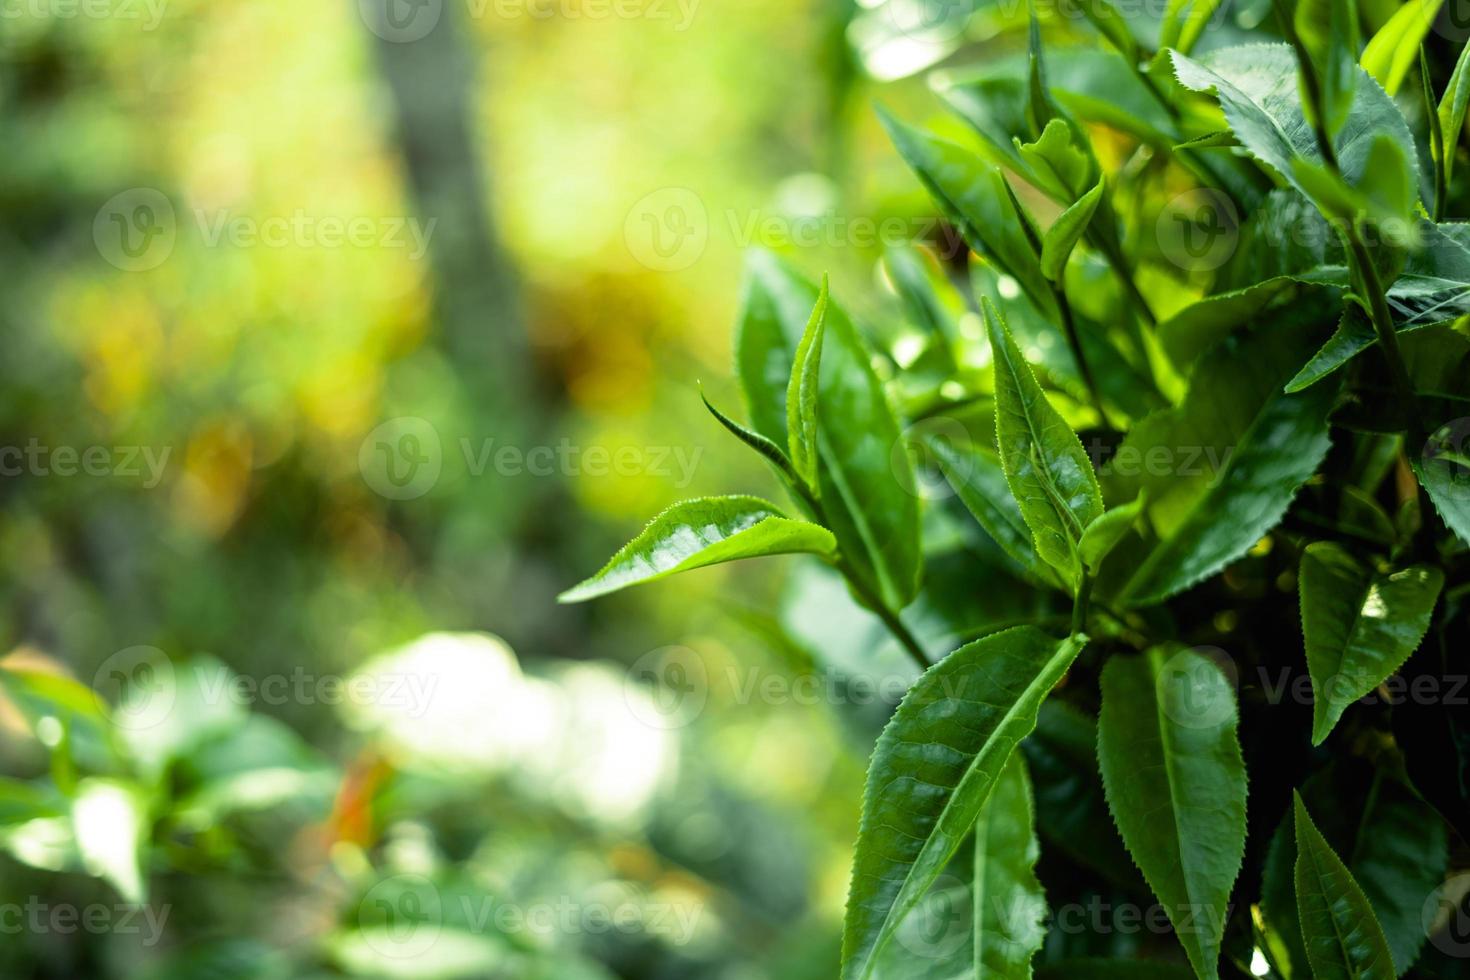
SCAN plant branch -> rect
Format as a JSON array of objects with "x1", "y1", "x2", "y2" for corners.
[{"x1": 1053, "y1": 284, "x2": 1112, "y2": 429}]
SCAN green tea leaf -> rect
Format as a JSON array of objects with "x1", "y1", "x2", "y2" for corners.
[
  {"x1": 1263, "y1": 765, "x2": 1448, "y2": 976},
  {"x1": 1098, "y1": 648, "x2": 1247, "y2": 980},
  {"x1": 1042, "y1": 179, "x2": 1105, "y2": 282},
  {"x1": 787, "y1": 274, "x2": 829, "y2": 490},
  {"x1": 986, "y1": 299, "x2": 1104, "y2": 590},
  {"x1": 973, "y1": 754, "x2": 1048, "y2": 978},
  {"x1": 880, "y1": 110, "x2": 1053, "y2": 314},
  {"x1": 1079, "y1": 492, "x2": 1146, "y2": 573},
  {"x1": 1415, "y1": 420, "x2": 1470, "y2": 545},
  {"x1": 1073, "y1": 0, "x2": 1137, "y2": 58},
  {"x1": 700, "y1": 387, "x2": 798, "y2": 482},
  {"x1": 1108, "y1": 310, "x2": 1337, "y2": 606},
  {"x1": 735, "y1": 251, "x2": 922, "y2": 609},
  {"x1": 559, "y1": 496, "x2": 836, "y2": 602},
  {"x1": 924, "y1": 434, "x2": 1064, "y2": 589},
  {"x1": 73, "y1": 778, "x2": 149, "y2": 903},
  {"x1": 1164, "y1": 0, "x2": 1227, "y2": 55},
  {"x1": 1295, "y1": 0, "x2": 1360, "y2": 136},
  {"x1": 1437, "y1": 40, "x2": 1470, "y2": 191},
  {"x1": 1292, "y1": 793, "x2": 1396, "y2": 980},
  {"x1": 1016, "y1": 119, "x2": 1092, "y2": 202},
  {"x1": 1021, "y1": 701, "x2": 1142, "y2": 890},
  {"x1": 1299, "y1": 542, "x2": 1444, "y2": 745},
  {"x1": 842, "y1": 627, "x2": 1087, "y2": 980},
  {"x1": 1361, "y1": 0, "x2": 1443, "y2": 96},
  {"x1": 1172, "y1": 45, "x2": 1422, "y2": 204}
]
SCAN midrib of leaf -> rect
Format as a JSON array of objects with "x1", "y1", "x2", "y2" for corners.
[
  {"x1": 1181, "y1": 50, "x2": 1301, "y2": 180},
  {"x1": 859, "y1": 637, "x2": 1080, "y2": 979},
  {"x1": 1299, "y1": 831, "x2": 1363, "y2": 978},
  {"x1": 1149, "y1": 648, "x2": 1205, "y2": 945}
]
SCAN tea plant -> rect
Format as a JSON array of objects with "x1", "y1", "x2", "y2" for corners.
[{"x1": 566, "y1": 1, "x2": 1470, "y2": 977}]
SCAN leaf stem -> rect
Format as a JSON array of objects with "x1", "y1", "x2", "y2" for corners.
[{"x1": 1072, "y1": 571, "x2": 1092, "y2": 637}]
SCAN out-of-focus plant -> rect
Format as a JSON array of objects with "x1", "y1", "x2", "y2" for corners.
[{"x1": 566, "y1": 2, "x2": 1470, "y2": 976}]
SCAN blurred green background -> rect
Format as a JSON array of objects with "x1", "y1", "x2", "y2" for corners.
[{"x1": 0, "y1": 0, "x2": 1049, "y2": 976}]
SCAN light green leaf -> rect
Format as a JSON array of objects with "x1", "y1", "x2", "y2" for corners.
[
  {"x1": 73, "y1": 778, "x2": 149, "y2": 903},
  {"x1": 1293, "y1": 793, "x2": 1397, "y2": 980},
  {"x1": 973, "y1": 754, "x2": 1048, "y2": 978},
  {"x1": 1073, "y1": 0, "x2": 1138, "y2": 58},
  {"x1": 787, "y1": 275, "x2": 829, "y2": 491},
  {"x1": 1437, "y1": 40, "x2": 1470, "y2": 191},
  {"x1": 1042, "y1": 179, "x2": 1105, "y2": 282},
  {"x1": 1079, "y1": 492, "x2": 1146, "y2": 573},
  {"x1": 1361, "y1": 0, "x2": 1444, "y2": 95},
  {"x1": 1172, "y1": 45, "x2": 1422, "y2": 204},
  {"x1": 735, "y1": 251, "x2": 922, "y2": 609},
  {"x1": 1295, "y1": 0, "x2": 1360, "y2": 137},
  {"x1": 1286, "y1": 303, "x2": 1376, "y2": 392},
  {"x1": 559, "y1": 496, "x2": 836, "y2": 602},
  {"x1": 923, "y1": 434, "x2": 1064, "y2": 589},
  {"x1": 1098, "y1": 648, "x2": 1247, "y2": 980},
  {"x1": 1299, "y1": 542, "x2": 1444, "y2": 745},
  {"x1": 1107, "y1": 310, "x2": 1337, "y2": 606},
  {"x1": 1415, "y1": 420, "x2": 1470, "y2": 545},
  {"x1": 1016, "y1": 119, "x2": 1092, "y2": 202},
  {"x1": 842, "y1": 627, "x2": 1087, "y2": 980},
  {"x1": 986, "y1": 299, "x2": 1104, "y2": 591},
  {"x1": 880, "y1": 109, "x2": 1053, "y2": 314},
  {"x1": 1164, "y1": 0, "x2": 1227, "y2": 55}
]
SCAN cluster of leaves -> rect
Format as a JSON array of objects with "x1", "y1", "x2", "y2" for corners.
[{"x1": 567, "y1": 1, "x2": 1470, "y2": 977}]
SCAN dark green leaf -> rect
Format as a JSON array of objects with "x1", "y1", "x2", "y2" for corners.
[
  {"x1": 1299, "y1": 542, "x2": 1444, "y2": 744},
  {"x1": 973, "y1": 754, "x2": 1048, "y2": 978},
  {"x1": 842, "y1": 627, "x2": 1087, "y2": 980},
  {"x1": 1415, "y1": 419, "x2": 1470, "y2": 545},
  {"x1": 559, "y1": 496, "x2": 836, "y2": 602},
  {"x1": 1107, "y1": 310, "x2": 1337, "y2": 606},
  {"x1": 1293, "y1": 793, "x2": 1396, "y2": 980},
  {"x1": 1098, "y1": 648, "x2": 1247, "y2": 980}
]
